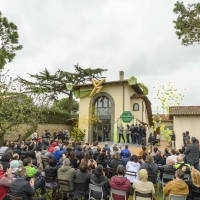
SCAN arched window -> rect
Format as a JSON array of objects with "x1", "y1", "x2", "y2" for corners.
[
  {"x1": 94, "y1": 96, "x2": 111, "y2": 115},
  {"x1": 133, "y1": 103, "x2": 139, "y2": 111}
]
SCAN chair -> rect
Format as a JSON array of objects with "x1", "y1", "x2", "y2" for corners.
[
  {"x1": 110, "y1": 188, "x2": 126, "y2": 200},
  {"x1": 74, "y1": 181, "x2": 88, "y2": 199},
  {"x1": 7, "y1": 194, "x2": 23, "y2": 200},
  {"x1": 158, "y1": 173, "x2": 174, "y2": 193},
  {"x1": 135, "y1": 191, "x2": 152, "y2": 200},
  {"x1": 183, "y1": 173, "x2": 190, "y2": 181},
  {"x1": 44, "y1": 176, "x2": 59, "y2": 200},
  {"x1": 89, "y1": 184, "x2": 109, "y2": 200},
  {"x1": 147, "y1": 172, "x2": 157, "y2": 184},
  {"x1": 57, "y1": 178, "x2": 74, "y2": 199},
  {"x1": 169, "y1": 194, "x2": 187, "y2": 200}
]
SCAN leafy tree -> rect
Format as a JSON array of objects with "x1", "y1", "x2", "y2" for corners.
[
  {"x1": 53, "y1": 97, "x2": 79, "y2": 113},
  {"x1": 173, "y1": 2, "x2": 200, "y2": 45},
  {"x1": 17, "y1": 64, "x2": 107, "y2": 113},
  {"x1": 0, "y1": 11, "x2": 23, "y2": 69}
]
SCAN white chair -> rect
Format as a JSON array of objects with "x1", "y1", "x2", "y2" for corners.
[
  {"x1": 169, "y1": 194, "x2": 187, "y2": 200},
  {"x1": 89, "y1": 184, "x2": 109, "y2": 200},
  {"x1": 110, "y1": 188, "x2": 126, "y2": 200}
]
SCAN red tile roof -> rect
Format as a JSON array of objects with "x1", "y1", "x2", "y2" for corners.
[{"x1": 153, "y1": 114, "x2": 172, "y2": 122}]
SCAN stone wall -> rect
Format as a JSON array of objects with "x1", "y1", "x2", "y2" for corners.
[{"x1": 4, "y1": 124, "x2": 72, "y2": 141}]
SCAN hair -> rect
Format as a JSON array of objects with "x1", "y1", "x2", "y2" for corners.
[
  {"x1": 171, "y1": 149, "x2": 176, "y2": 155},
  {"x1": 176, "y1": 169, "x2": 185, "y2": 179},
  {"x1": 17, "y1": 167, "x2": 27, "y2": 176},
  {"x1": 182, "y1": 132, "x2": 185, "y2": 136},
  {"x1": 83, "y1": 152, "x2": 89, "y2": 163},
  {"x1": 177, "y1": 156, "x2": 183, "y2": 163},
  {"x1": 142, "y1": 146, "x2": 146, "y2": 151},
  {"x1": 125, "y1": 145, "x2": 128, "y2": 149},
  {"x1": 113, "y1": 146, "x2": 118, "y2": 151},
  {"x1": 49, "y1": 157, "x2": 57, "y2": 167},
  {"x1": 130, "y1": 155, "x2": 138, "y2": 163},
  {"x1": 186, "y1": 139, "x2": 190, "y2": 145},
  {"x1": 196, "y1": 139, "x2": 199, "y2": 146},
  {"x1": 175, "y1": 150, "x2": 179, "y2": 156},
  {"x1": 164, "y1": 148, "x2": 169, "y2": 154},
  {"x1": 126, "y1": 124, "x2": 130, "y2": 128},
  {"x1": 6, "y1": 150, "x2": 13, "y2": 158},
  {"x1": 191, "y1": 137, "x2": 196, "y2": 143},
  {"x1": 146, "y1": 155, "x2": 154, "y2": 162},
  {"x1": 13, "y1": 153, "x2": 19, "y2": 160},
  {"x1": 191, "y1": 168, "x2": 200, "y2": 187},
  {"x1": 35, "y1": 145, "x2": 41, "y2": 152},
  {"x1": 115, "y1": 152, "x2": 120, "y2": 159},
  {"x1": 63, "y1": 158, "x2": 70, "y2": 166},
  {"x1": 94, "y1": 164, "x2": 103, "y2": 179},
  {"x1": 43, "y1": 145, "x2": 48, "y2": 150},
  {"x1": 179, "y1": 149, "x2": 184, "y2": 154},
  {"x1": 153, "y1": 147, "x2": 158, "y2": 153},
  {"x1": 186, "y1": 131, "x2": 189, "y2": 135},
  {"x1": 23, "y1": 157, "x2": 32, "y2": 166},
  {"x1": 79, "y1": 161, "x2": 88, "y2": 173},
  {"x1": 70, "y1": 151, "x2": 76, "y2": 159},
  {"x1": 117, "y1": 164, "x2": 125, "y2": 175},
  {"x1": 97, "y1": 147, "x2": 101, "y2": 152},
  {"x1": 168, "y1": 159, "x2": 175, "y2": 166}
]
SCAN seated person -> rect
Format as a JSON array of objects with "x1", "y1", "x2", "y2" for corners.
[
  {"x1": 132, "y1": 169, "x2": 155, "y2": 200},
  {"x1": 139, "y1": 146, "x2": 147, "y2": 158},
  {"x1": 0, "y1": 154, "x2": 11, "y2": 172},
  {"x1": 121, "y1": 145, "x2": 131, "y2": 159},
  {"x1": 53, "y1": 146, "x2": 66, "y2": 165},
  {"x1": 110, "y1": 164, "x2": 130, "y2": 200},
  {"x1": 45, "y1": 157, "x2": 59, "y2": 181},
  {"x1": 73, "y1": 161, "x2": 92, "y2": 200},
  {"x1": 163, "y1": 169, "x2": 189, "y2": 200},
  {"x1": 90, "y1": 164, "x2": 109, "y2": 199},
  {"x1": 108, "y1": 152, "x2": 123, "y2": 168},
  {"x1": 153, "y1": 150, "x2": 164, "y2": 165},
  {"x1": 57, "y1": 158, "x2": 76, "y2": 192},
  {"x1": 185, "y1": 166, "x2": 200, "y2": 200},
  {"x1": 9, "y1": 167, "x2": 46, "y2": 200},
  {"x1": 96, "y1": 152, "x2": 109, "y2": 168},
  {"x1": 141, "y1": 155, "x2": 158, "y2": 173},
  {"x1": 174, "y1": 156, "x2": 190, "y2": 173},
  {"x1": 0, "y1": 165, "x2": 14, "y2": 200}
]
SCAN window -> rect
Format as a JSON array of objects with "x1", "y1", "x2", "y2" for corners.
[
  {"x1": 133, "y1": 103, "x2": 139, "y2": 111},
  {"x1": 94, "y1": 96, "x2": 111, "y2": 115}
]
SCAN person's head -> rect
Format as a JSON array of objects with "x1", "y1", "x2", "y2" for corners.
[
  {"x1": 17, "y1": 167, "x2": 27, "y2": 177},
  {"x1": 70, "y1": 151, "x2": 76, "y2": 159},
  {"x1": 191, "y1": 168, "x2": 200, "y2": 187},
  {"x1": 83, "y1": 151, "x2": 89, "y2": 162},
  {"x1": 126, "y1": 124, "x2": 129, "y2": 128},
  {"x1": 94, "y1": 164, "x2": 103, "y2": 177},
  {"x1": 177, "y1": 156, "x2": 183, "y2": 163},
  {"x1": 113, "y1": 146, "x2": 118, "y2": 152},
  {"x1": 164, "y1": 148, "x2": 169, "y2": 154},
  {"x1": 153, "y1": 147, "x2": 158, "y2": 153},
  {"x1": 63, "y1": 158, "x2": 70, "y2": 166},
  {"x1": 142, "y1": 146, "x2": 146, "y2": 151},
  {"x1": 79, "y1": 161, "x2": 88, "y2": 173},
  {"x1": 186, "y1": 139, "x2": 190, "y2": 145},
  {"x1": 2, "y1": 140, "x2": 8, "y2": 146},
  {"x1": 13, "y1": 153, "x2": 19, "y2": 160},
  {"x1": 117, "y1": 164, "x2": 125, "y2": 176},
  {"x1": 191, "y1": 137, "x2": 196, "y2": 143},
  {"x1": 104, "y1": 142, "x2": 108, "y2": 147},
  {"x1": 23, "y1": 157, "x2": 32, "y2": 166},
  {"x1": 35, "y1": 145, "x2": 41, "y2": 152},
  {"x1": 156, "y1": 150, "x2": 161, "y2": 157},
  {"x1": 172, "y1": 131, "x2": 175, "y2": 135},
  {"x1": 6, "y1": 150, "x2": 13, "y2": 158},
  {"x1": 175, "y1": 150, "x2": 179, "y2": 156},
  {"x1": 54, "y1": 146, "x2": 60, "y2": 152},
  {"x1": 130, "y1": 155, "x2": 138, "y2": 163},
  {"x1": 178, "y1": 149, "x2": 184, "y2": 154},
  {"x1": 186, "y1": 131, "x2": 189, "y2": 135},
  {"x1": 49, "y1": 157, "x2": 57, "y2": 167},
  {"x1": 97, "y1": 146, "x2": 101, "y2": 152},
  {"x1": 125, "y1": 145, "x2": 128, "y2": 149},
  {"x1": 115, "y1": 152, "x2": 120, "y2": 159},
  {"x1": 10, "y1": 160, "x2": 19, "y2": 168},
  {"x1": 182, "y1": 132, "x2": 185, "y2": 136},
  {"x1": 139, "y1": 169, "x2": 148, "y2": 181},
  {"x1": 145, "y1": 155, "x2": 154, "y2": 162},
  {"x1": 175, "y1": 169, "x2": 185, "y2": 180},
  {"x1": 168, "y1": 159, "x2": 175, "y2": 166},
  {"x1": 171, "y1": 149, "x2": 176, "y2": 155}
]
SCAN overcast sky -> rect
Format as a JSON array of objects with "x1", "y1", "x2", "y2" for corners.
[{"x1": 1, "y1": 0, "x2": 200, "y2": 113}]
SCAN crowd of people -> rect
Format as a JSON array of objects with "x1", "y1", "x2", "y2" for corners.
[{"x1": 0, "y1": 129, "x2": 199, "y2": 200}]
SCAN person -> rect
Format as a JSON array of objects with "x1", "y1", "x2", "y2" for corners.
[
  {"x1": 174, "y1": 156, "x2": 190, "y2": 172},
  {"x1": 90, "y1": 164, "x2": 109, "y2": 199},
  {"x1": 125, "y1": 155, "x2": 141, "y2": 184},
  {"x1": 81, "y1": 151, "x2": 97, "y2": 172},
  {"x1": 69, "y1": 151, "x2": 79, "y2": 168},
  {"x1": 166, "y1": 149, "x2": 177, "y2": 165},
  {"x1": 138, "y1": 124, "x2": 146, "y2": 145},
  {"x1": 57, "y1": 158, "x2": 76, "y2": 193},
  {"x1": 132, "y1": 169, "x2": 155, "y2": 200},
  {"x1": 73, "y1": 161, "x2": 92, "y2": 200},
  {"x1": 184, "y1": 137, "x2": 199, "y2": 170},
  {"x1": 9, "y1": 167, "x2": 46, "y2": 200},
  {"x1": 121, "y1": 145, "x2": 131, "y2": 159},
  {"x1": 110, "y1": 143, "x2": 121, "y2": 156},
  {"x1": 163, "y1": 148, "x2": 171, "y2": 165},
  {"x1": 0, "y1": 154, "x2": 11, "y2": 172},
  {"x1": 153, "y1": 150, "x2": 164, "y2": 165},
  {"x1": 141, "y1": 155, "x2": 158, "y2": 173},
  {"x1": 108, "y1": 152, "x2": 123, "y2": 169},
  {"x1": 139, "y1": 146, "x2": 147, "y2": 158},
  {"x1": 110, "y1": 164, "x2": 130, "y2": 200},
  {"x1": 45, "y1": 157, "x2": 58, "y2": 181},
  {"x1": 93, "y1": 146, "x2": 101, "y2": 161},
  {"x1": 53, "y1": 145, "x2": 66, "y2": 165},
  {"x1": 150, "y1": 146, "x2": 158, "y2": 157},
  {"x1": 0, "y1": 141, "x2": 9, "y2": 159},
  {"x1": 184, "y1": 166, "x2": 200, "y2": 200},
  {"x1": 163, "y1": 169, "x2": 189, "y2": 200},
  {"x1": 185, "y1": 131, "x2": 190, "y2": 141},
  {"x1": 130, "y1": 124, "x2": 136, "y2": 144},
  {"x1": 96, "y1": 152, "x2": 109, "y2": 168},
  {"x1": 125, "y1": 124, "x2": 130, "y2": 143},
  {"x1": 48, "y1": 141, "x2": 57, "y2": 154},
  {"x1": 41, "y1": 146, "x2": 54, "y2": 161},
  {"x1": 91, "y1": 141, "x2": 98, "y2": 153},
  {"x1": 182, "y1": 132, "x2": 186, "y2": 147},
  {"x1": 117, "y1": 123, "x2": 125, "y2": 143},
  {"x1": 169, "y1": 131, "x2": 176, "y2": 149}
]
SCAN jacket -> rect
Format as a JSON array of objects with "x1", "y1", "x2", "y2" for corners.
[
  {"x1": 125, "y1": 161, "x2": 141, "y2": 183},
  {"x1": 57, "y1": 165, "x2": 76, "y2": 191},
  {"x1": 25, "y1": 166, "x2": 37, "y2": 177},
  {"x1": 90, "y1": 173, "x2": 109, "y2": 199},
  {"x1": 121, "y1": 149, "x2": 131, "y2": 158},
  {"x1": 53, "y1": 148, "x2": 66, "y2": 162},
  {"x1": 9, "y1": 177, "x2": 35, "y2": 200},
  {"x1": 186, "y1": 180, "x2": 200, "y2": 200},
  {"x1": 184, "y1": 143, "x2": 199, "y2": 163},
  {"x1": 96, "y1": 154, "x2": 108, "y2": 168},
  {"x1": 159, "y1": 165, "x2": 175, "y2": 180},
  {"x1": 109, "y1": 158, "x2": 123, "y2": 169},
  {"x1": 0, "y1": 146, "x2": 8, "y2": 159},
  {"x1": 163, "y1": 179, "x2": 189, "y2": 200},
  {"x1": 41, "y1": 150, "x2": 54, "y2": 160},
  {"x1": 132, "y1": 180, "x2": 155, "y2": 200},
  {"x1": 141, "y1": 162, "x2": 158, "y2": 173},
  {"x1": 110, "y1": 176, "x2": 130, "y2": 200},
  {"x1": 153, "y1": 155, "x2": 164, "y2": 165},
  {"x1": 48, "y1": 142, "x2": 57, "y2": 154},
  {"x1": 45, "y1": 165, "x2": 58, "y2": 179},
  {"x1": 0, "y1": 154, "x2": 11, "y2": 172}
]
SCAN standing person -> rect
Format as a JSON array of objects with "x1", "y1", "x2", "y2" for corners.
[
  {"x1": 138, "y1": 124, "x2": 145, "y2": 145},
  {"x1": 117, "y1": 123, "x2": 125, "y2": 143},
  {"x1": 184, "y1": 137, "x2": 199, "y2": 170},
  {"x1": 185, "y1": 131, "x2": 190, "y2": 141},
  {"x1": 169, "y1": 131, "x2": 176, "y2": 149},
  {"x1": 130, "y1": 124, "x2": 135, "y2": 144},
  {"x1": 182, "y1": 132, "x2": 186, "y2": 147},
  {"x1": 125, "y1": 124, "x2": 130, "y2": 144}
]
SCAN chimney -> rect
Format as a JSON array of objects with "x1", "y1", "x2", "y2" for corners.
[{"x1": 119, "y1": 71, "x2": 124, "y2": 81}]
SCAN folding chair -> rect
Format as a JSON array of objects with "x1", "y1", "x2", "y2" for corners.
[
  {"x1": 183, "y1": 173, "x2": 190, "y2": 181},
  {"x1": 44, "y1": 176, "x2": 59, "y2": 200},
  {"x1": 89, "y1": 184, "x2": 109, "y2": 200},
  {"x1": 147, "y1": 172, "x2": 159, "y2": 195},
  {"x1": 57, "y1": 178, "x2": 74, "y2": 199},
  {"x1": 158, "y1": 173, "x2": 174, "y2": 193},
  {"x1": 169, "y1": 194, "x2": 187, "y2": 200},
  {"x1": 7, "y1": 194, "x2": 23, "y2": 200},
  {"x1": 110, "y1": 188, "x2": 126, "y2": 200},
  {"x1": 135, "y1": 191, "x2": 152, "y2": 200}
]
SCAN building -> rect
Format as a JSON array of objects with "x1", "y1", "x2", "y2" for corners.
[{"x1": 73, "y1": 71, "x2": 153, "y2": 144}]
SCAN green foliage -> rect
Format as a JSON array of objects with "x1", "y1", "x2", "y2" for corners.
[
  {"x1": 0, "y1": 11, "x2": 23, "y2": 69},
  {"x1": 71, "y1": 127, "x2": 86, "y2": 142},
  {"x1": 173, "y1": 1, "x2": 200, "y2": 45}
]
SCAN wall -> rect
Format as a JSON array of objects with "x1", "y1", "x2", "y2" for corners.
[
  {"x1": 4, "y1": 124, "x2": 72, "y2": 141},
  {"x1": 156, "y1": 121, "x2": 174, "y2": 140},
  {"x1": 173, "y1": 116, "x2": 200, "y2": 149}
]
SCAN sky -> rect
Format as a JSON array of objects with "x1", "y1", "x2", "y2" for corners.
[{"x1": 1, "y1": 0, "x2": 200, "y2": 113}]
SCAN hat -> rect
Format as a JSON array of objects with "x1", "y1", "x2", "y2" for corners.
[
  {"x1": 139, "y1": 169, "x2": 148, "y2": 181},
  {"x1": 10, "y1": 160, "x2": 19, "y2": 168}
]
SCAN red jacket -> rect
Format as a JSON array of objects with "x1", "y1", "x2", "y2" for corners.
[
  {"x1": 110, "y1": 176, "x2": 130, "y2": 200},
  {"x1": 48, "y1": 142, "x2": 57, "y2": 154},
  {"x1": 0, "y1": 170, "x2": 9, "y2": 199}
]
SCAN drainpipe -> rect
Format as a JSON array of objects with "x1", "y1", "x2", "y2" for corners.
[
  {"x1": 142, "y1": 100, "x2": 144, "y2": 122},
  {"x1": 122, "y1": 84, "x2": 125, "y2": 112}
]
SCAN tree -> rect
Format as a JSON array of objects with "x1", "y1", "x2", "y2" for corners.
[
  {"x1": 173, "y1": 2, "x2": 200, "y2": 45},
  {"x1": 0, "y1": 11, "x2": 23, "y2": 69},
  {"x1": 17, "y1": 64, "x2": 107, "y2": 113},
  {"x1": 53, "y1": 97, "x2": 79, "y2": 113}
]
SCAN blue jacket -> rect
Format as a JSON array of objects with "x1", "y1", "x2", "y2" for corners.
[
  {"x1": 53, "y1": 148, "x2": 66, "y2": 162},
  {"x1": 121, "y1": 149, "x2": 131, "y2": 158}
]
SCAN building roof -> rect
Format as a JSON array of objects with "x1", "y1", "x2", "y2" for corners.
[
  {"x1": 169, "y1": 106, "x2": 200, "y2": 120},
  {"x1": 153, "y1": 114, "x2": 172, "y2": 122},
  {"x1": 73, "y1": 79, "x2": 144, "y2": 94},
  {"x1": 130, "y1": 94, "x2": 153, "y2": 126}
]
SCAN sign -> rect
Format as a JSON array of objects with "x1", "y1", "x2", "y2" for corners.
[{"x1": 120, "y1": 111, "x2": 133, "y2": 122}]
